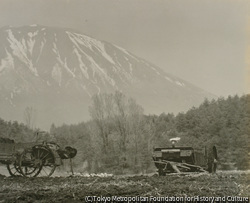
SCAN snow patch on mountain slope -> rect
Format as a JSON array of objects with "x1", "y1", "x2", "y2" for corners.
[
  {"x1": 150, "y1": 66, "x2": 160, "y2": 76},
  {"x1": 165, "y1": 75, "x2": 185, "y2": 87},
  {"x1": 63, "y1": 58, "x2": 76, "y2": 78},
  {"x1": 73, "y1": 48, "x2": 90, "y2": 79},
  {"x1": 7, "y1": 29, "x2": 28, "y2": 61},
  {"x1": 175, "y1": 81, "x2": 185, "y2": 87},
  {"x1": 7, "y1": 29, "x2": 38, "y2": 76},
  {"x1": 27, "y1": 32, "x2": 38, "y2": 38},
  {"x1": 27, "y1": 37, "x2": 35, "y2": 54},
  {"x1": 128, "y1": 63, "x2": 133, "y2": 74},
  {"x1": 113, "y1": 44, "x2": 140, "y2": 62},
  {"x1": 68, "y1": 34, "x2": 116, "y2": 87},
  {"x1": 54, "y1": 33, "x2": 58, "y2": 42},
  {"x1": 53, "y1": 42, "x2": 76, "y2": 78},
  {"x1": 0, "y1": 51, "x2": 14, "y2": 73},
  {"x1": 36, "y1": 40, "x2": 45, "y2": 63},
  {"x1": 89, "y1": 38, "x2": 115, "y2": 65},
  {"x1": 81, "y1": 84, "x2": 92, "y2": 97},
  {"x1": 67, "y1": 32, "x2": 91, "y2": 50},
  {"x1": 111, "y1": 52, "x2": 136, "y2": 84},
  {"x1": 113, "y1": 52, "x2": 123, "y2": 69},
  {"x1": 165, "y1": 76, "x2": 173, "y2": 83},
  {"x1": 83, "y1": 51, "x2": 116, "y2": 87},
  {"x1": 0, "y1": 59, "x2": 6, "y2": 72},
  {"x1": 67, "y1": 32, "x2": 115, "y2": 65},
  {"x1": 27, "y1": 31, "x2": 38, "y2": 54},
  {"x1": 52, "y1": 64, "x2": 62, "y2": 86}
]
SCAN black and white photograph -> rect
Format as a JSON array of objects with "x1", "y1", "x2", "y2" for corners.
[{"x1": 0, "y1": 0, "x2": 249, "y2": 202}]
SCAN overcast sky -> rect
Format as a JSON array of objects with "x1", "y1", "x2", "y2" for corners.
[{"x1": 0, "y1": 0, "x2": 249, "y2": 97}]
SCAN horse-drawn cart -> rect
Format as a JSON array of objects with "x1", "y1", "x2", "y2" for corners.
[{"x1": 0, "y1": 137, "x2": 77, "y2": 177}]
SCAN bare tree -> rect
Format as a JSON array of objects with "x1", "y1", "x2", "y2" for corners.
[
  {"x1": 89, "y1": 91, "x2": 150, "y2": 173},
  {"x1": 89, "y1": 94, "x2": 112, "y2": 154},
  {"x1": 113, "y1": 91, "x2": 128, "y2": 153},
  {"x1": 127, "y1": 98, "x2": 145, "y2": 168},
  {"x1": 23, "y1": 106, "x2": 37, "y2": 129}
]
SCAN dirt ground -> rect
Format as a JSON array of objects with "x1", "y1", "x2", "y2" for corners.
[{"x1": 0, "y1": 171, "x2": 249, "y2": 203}]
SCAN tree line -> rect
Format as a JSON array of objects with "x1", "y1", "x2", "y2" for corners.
[
  {"x1": 46, "y1": 93, "x2": 250, "y2": 172},
  {"x1": 0, "y1": 92, "x2": 249, "y2": 173}
]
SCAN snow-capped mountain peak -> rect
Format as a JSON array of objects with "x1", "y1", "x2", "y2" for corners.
[{"x1": 0, "y1": 25, "x2": 215, "y2": 129}]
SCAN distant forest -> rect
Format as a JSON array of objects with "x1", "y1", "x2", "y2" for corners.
[{"x1": 0, "y1": 93, "x2": 249, "y2": 173}]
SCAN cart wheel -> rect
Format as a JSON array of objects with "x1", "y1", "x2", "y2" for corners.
[
  {"x1": 18, "y1": 149, "x2": 42, "y2": 177},
  {"x1": 19, "y1": 147, "x2": 57, "y2": 177},
  {"x1": 35, "y1": 147, "x2": 56, "y2": 177},
  {"x1": 7, "y1": 163, "x2": 21, "y2": 176},
  {"x1": 24, "y1": 146, "x2": 57, "y2": 177},
  {"x1": 206, "y1": 145, "x2": 218, "y2": 173}
]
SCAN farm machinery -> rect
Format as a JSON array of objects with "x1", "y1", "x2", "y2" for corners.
[
  {"x1": 0, "y1": 137, "x2": 77, "y2": 177},
  {"x1": 152, "y1": 138, "x2": 218, "y2": 176}
]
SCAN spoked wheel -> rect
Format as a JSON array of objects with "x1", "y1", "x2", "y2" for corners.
[
  {"x1": 7, "y1": 162, "x2": 22, "y2": 177},
  {"x1": 19, "y1": 147, "x2": 56, "y2": 177},
  {"x1": 18, "y1": 149, "x2": 42, "y2": 177},
  {"x1": 38, "y1": 162, "x2": 56, "y2": 177},
  {"x1": 33, "y1": 147, "x2": 56, "y2": 177}
]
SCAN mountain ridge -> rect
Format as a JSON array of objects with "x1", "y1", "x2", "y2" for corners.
[{"x1": 0, "y1": 25, "x2": 215, "y2": 129}]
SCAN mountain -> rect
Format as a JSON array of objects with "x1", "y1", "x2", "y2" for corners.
[{"x1": 0, "y1": 25, "x2": 215, "y2": 129}]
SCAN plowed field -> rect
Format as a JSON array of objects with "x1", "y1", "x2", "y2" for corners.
[{"x1": 0, "y1": 171, "x2": 249, "y2": 202}]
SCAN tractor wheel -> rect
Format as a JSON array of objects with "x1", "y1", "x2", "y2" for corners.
[{"x1": 206, "y1": 145, "x2": 218, "y2": 173}]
